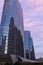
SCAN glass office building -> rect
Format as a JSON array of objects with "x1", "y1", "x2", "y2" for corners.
[
  {"x1": 0, "y1": 0, "x2": 24, "y2": 57},
  {"x1": 24, "y1": 31, "x2": 35, "y2": 59}
]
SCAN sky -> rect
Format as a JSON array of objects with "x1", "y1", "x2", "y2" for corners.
[{"x1": 0, "y1": 0, "x2": 43, "y2": 59}]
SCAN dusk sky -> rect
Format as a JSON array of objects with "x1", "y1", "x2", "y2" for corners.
[{"x1": 0, "y1": 0, "x2": 43, "y2": 59}]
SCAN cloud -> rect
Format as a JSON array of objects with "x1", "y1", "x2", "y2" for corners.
[
  {"x1": 34, "y1": 0, "x2": 43, "y2": 6},
  {"x1": 20, "y1": 0, "x2": 43, "y2": 19},
  {"x1": 39, "y1": 33, "x2": 43, "y2": 38},
  {"x1": 24, "y1": 0, "x2": 43, "y2": 7}
]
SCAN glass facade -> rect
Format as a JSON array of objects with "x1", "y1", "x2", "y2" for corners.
[
  {"x1": 0, "y1": 0, "x2": 24, "y2": 57},
  {"x1": 24, "y1": 31, "x2": 35, "y2": 59},
  {"x1": 24, "y1": 31, "x2": 30, "y2": 50}
]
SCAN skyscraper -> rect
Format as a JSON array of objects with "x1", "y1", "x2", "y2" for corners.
[
  {"x1": 0, "y1": 0, "x2": 24, "y2": 57},
  {"x1": 24, "y1": 31, "x2": 35, "y2": 59}
]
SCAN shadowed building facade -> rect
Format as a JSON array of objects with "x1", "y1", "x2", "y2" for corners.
[{"x1": 0, "y1": 0, "x2": 24, "y2": 57}]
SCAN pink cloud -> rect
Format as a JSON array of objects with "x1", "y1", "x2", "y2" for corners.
[
  {"x1": 24, "y1": 0, "x2": 43, "y2": 6},
  {"x1": 39, "y1": 33, "x2": 43, "y2": 38},
  {"x1": 34, "y1": 0, "x2": 43, "y2": 6}
]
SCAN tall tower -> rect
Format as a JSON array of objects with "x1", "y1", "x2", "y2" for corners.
[
  {"x1": 24, "y1": 31, "x2": 35, "y2": 59},
  {"x1": 0, "y1": 0, "x2": 24, "y2": 57}
]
